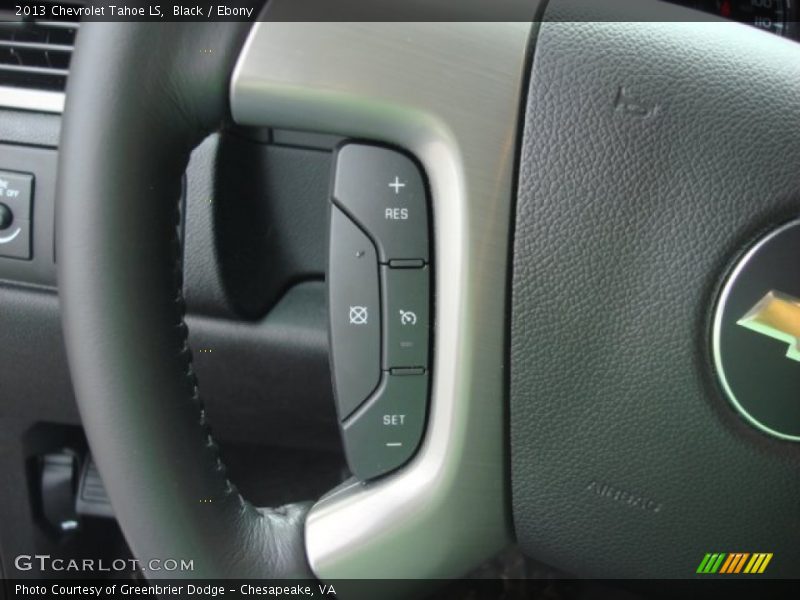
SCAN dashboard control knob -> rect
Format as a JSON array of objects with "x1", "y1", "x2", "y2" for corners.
[{"x1": 0, "y1": 203, "x2": 12, "y2": 230}]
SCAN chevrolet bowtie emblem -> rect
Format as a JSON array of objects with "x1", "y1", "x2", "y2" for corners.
[
  {"x1": 737, "y1": 291, "x2": 800, "y2": 362},
  {"x1": 714, "y1": 221, "x2": 800, "y2": 440}
]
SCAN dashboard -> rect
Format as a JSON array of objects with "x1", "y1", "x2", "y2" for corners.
[{"x1": 671, "y1": 0, "x2": 799, "y2": 38}]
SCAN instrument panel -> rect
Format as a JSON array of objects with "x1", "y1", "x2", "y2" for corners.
[{"x1": 671, "y1": 0, "x2": 798, "y2": 38}]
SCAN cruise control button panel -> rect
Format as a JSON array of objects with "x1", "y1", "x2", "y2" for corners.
[
  {"x1": 333, "y1": 144, "x2": 429, "y2": 263},
  {"x1": 328, "y1": 143, "x2": 432, "y2": 479}
]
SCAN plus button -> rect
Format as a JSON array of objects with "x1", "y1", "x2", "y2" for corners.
[{"x1": 388, "y1": 176, "x2": 406, "y2": 195}]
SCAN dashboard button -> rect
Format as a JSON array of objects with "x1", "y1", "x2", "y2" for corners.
[
  {"x1": 342, "y1": 373, "x2": 428, "y2": 480},
  {"x1": 333, "y1": 144, "x2": 429, "y2": 262},
  {"x1": 382, "y1": 265, "x2": 429, "y2": 369},
  {"x1": 0, "y1": 218, "x2": 31, "y2": 260},
  {"x1": 0, "y1": 203, "x2": 12, "y2": 230},
  {"x1": 328, "y1": 206, "x2": 381, "y2": 420},
  {"x1": 0, "y1": 171, "x2": 33, "y2": 220}
]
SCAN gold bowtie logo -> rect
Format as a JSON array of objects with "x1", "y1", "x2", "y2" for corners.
[{"x1": 737, "y1": 291, "x2": 800, "y2": 362}]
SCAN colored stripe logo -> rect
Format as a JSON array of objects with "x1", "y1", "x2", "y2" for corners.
[{"x1": 697, "y1": 553, "x2": 772, "y2": 574}]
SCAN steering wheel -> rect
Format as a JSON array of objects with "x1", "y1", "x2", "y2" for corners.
[{"x1": 57, "y1": 0, "x2": 800, "y2": 584}]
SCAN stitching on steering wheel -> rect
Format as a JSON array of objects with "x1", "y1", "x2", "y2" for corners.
[{"x1": 170, "y1": 194, "x2": 254, "y2": 516}]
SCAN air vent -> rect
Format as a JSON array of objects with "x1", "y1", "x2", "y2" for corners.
[{"x1": 0, "y1": 13, "x2": 79, "y2": 92}]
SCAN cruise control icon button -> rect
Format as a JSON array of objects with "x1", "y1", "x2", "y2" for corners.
[
  {"x1": 382, "y1": 266, "x2": 429, "y2": 369},
  {"x1": 349, "y1": 306, "x2": 369, "y2": 325},
  {"x1": 713, "y1": 220, "x2": 800, "y2": 441},
  {"x1": 399, "y1": 310, "x2": 417, "y2": 326}
]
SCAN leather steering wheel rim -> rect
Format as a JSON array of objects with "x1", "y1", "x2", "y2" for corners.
[{"x1": 57, "y1": 21, "x2": 311, "y2": 578}]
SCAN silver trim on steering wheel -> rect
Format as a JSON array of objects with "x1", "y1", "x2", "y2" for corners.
[{"x1": 231, "y1": 19, "x2": 533, "y2": 579}]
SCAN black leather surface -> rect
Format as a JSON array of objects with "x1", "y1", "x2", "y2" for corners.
[
  {"x1": 214, "y1": 136, "x2": 332, "y2": 319},
  {"x1": 182, "y1": 134, "x2": 236, "y2": 318},
  {"x1": 58, "y1": 21, "x2": 312, "y2": 578},
  {"x1": 511, "y1": 1, "x2": 800, "y2": 578},
  {"x1": 182, "y1": 134, "x2": 333, "y2": 321}
]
